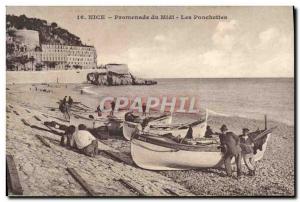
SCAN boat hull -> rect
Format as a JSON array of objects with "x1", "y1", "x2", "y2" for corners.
[
  {"x1": 70, "y1": 114, "x2": 106, "y2": 128},
  {"x1": 131, "y1": 139, "x2": 223, "y2": 170},
  {"x1": 131, "y1": 133, "x2": 271, "y2": 170}
]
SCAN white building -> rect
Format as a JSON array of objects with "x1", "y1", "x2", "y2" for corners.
[{"x1": 41, "y1": 44, "x2": 97, "y2": 69}]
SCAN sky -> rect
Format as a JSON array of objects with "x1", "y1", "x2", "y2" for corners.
[{"x1": 6, "y1": 6, "x2": 294, "y2": 78}]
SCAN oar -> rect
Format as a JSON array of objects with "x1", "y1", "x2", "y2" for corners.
[
  {"x1": 178, "y1": 120, "x2": 204, "y2": 129},
  {"x1": 78, "y1": 102, "x2": 93, "y2": 110}
]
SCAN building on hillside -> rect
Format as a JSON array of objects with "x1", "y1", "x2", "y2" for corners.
[
  {"x1": 6, "y1": 28, "x2": 98, "y2": 71},
  {"x1": 41, "y1": 44, "x2": 97, "y2": 70}
]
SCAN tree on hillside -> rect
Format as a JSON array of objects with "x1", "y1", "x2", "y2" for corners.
[
  {"x1": 44, "y1": 61, "x2": 57, "y2": 70},
  {"x1": 6, "y1": 58, "x2": 17, "y2": 71},
  {"x1": 15, "y1": 55, "x2": 29, "y2": 70},
  {"x1": 6, "y1": 14, "x2": 84, "y2": 46},
  {"x1": 6, "y1": 43, "x2": 15, "y2": 55},
  {"x1": 51, "y1": 22, "x2": 58, "y2": 28},
  {"x1": 74, "y1": 65, "x2": 82, "y2": 70},
  {"x1": 65, "y1": 64, "x2": 71, "y2": 70},
  {"x1": 7, "y1": 29, "x2": 16, "y2": 37},
  {"x1": 35, "y1": 63, "x2": 44, "y2": 71},
  {"x1": 28, "y1": 56, "x2": 35, "y2": 71}
]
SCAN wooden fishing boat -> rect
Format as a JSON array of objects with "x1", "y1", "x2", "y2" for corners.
[
  {"x1": 70, "y1": 113, "x2": 125, "y2": 135},
  {"x1": 122, "y1": 114, "x2": 172, "y2": 141},
  {"x1": 124, "y1": 111, "x2": 208, "y2": 140},
  {"x1": 145, "y1": 119, "x2": 207, "y2": 139},
  {"x1": 130, "y1": 127, "x2": 275, "y2": 170},
  {"x1": 70, "y1": 113, "x2": 109, "y2": 128}
]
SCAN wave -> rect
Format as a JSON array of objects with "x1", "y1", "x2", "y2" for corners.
[
  {"x1": 206, "y1": 109, "x2": 229, "y2": 117},
  {"x1": 81, "y1": 86, "x2": 99, "y2": 96}
]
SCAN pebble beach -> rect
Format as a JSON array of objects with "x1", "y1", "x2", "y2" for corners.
[{"x1": 6, "y1": 83, "x2": 295, "y2": 196}]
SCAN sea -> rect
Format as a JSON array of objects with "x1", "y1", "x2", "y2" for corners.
[{"x1": 83, "y1": 78, "x2": 294, "y2": 126}]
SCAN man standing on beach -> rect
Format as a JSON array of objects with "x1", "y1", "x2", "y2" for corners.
[
  {"x1": 110, "y1": 98, "x2": 116, "y2": 116},
  {"x1": 62, "y1": 96, "x2": 67, "y2": 105},
  {"x1": 96, "y1": 105, "x2": 102, "y2": 117},
  {"x1": 239, "y1": 128, "x2": 256, "y2": 176},
  {"x1": 62, "y1": 96, "x2": 70, "y2": 121},
  {"x1": 68, "y1": 96, "x2": 73, "y2": 106},
  {"x1": 59, "y1": 96, "x2": 70, "y2": 121},
  {"x1": 218, "y1": 124, "x2": 242, "y2": 178},
  {"x1": 142, "y1": 102, "x2": 147, "y2": 116}
]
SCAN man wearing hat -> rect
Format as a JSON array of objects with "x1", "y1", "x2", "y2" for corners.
[
  {"x1": 240, "y1": 128, "x2": 256, "y2": 176},
  {"x1": 219, "y1": 124, "x2": 242, "y2": 178}
]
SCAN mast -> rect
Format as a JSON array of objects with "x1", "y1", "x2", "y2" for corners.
[{"x1": 264, "y1": 114, "x2": 267, "y2": 130}]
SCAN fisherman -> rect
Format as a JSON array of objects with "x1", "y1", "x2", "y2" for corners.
[
  {"x1": 61, "y1": 96, "x2": 70, "y2": 121},
  {"x1": 185, "y1": 125, "x2": 193, "y2": 139},
  {"x1": 62, "y1": 96, "x2": 67, "y2": 105},
  {"x1": 60, "y1": 125, "x2": 76, "y2": 148},
  {"x1": 218, "y1": 124, "x2": 242, "y2": 178},
  {"x1": 142, "y1": 103, "x2": 147, "y2": 116},
  {"x1": 110, "y1": 99, "x2": 116, "y2": 116},
  {"x1": 239, "y1": 128, "x2": 256, "y2": 176},
  {"x1": 72, "y1": 124, "x2": 98, "y2": 157},
  {"x1": 96, "y1": 105, "x2": 102, "y2": 117},
  {"x1": 68, "y1": 96, "x2": 73, "y2": 106},
  {"x1": 205, "y1": 125, "x2": 213, "y2": 138},
  {"x1": 125, "y1": 111, "x2": 138, "y2": 122},
  {"x1": 59, "y1": 96, "x2": 67, "y2": 112}
]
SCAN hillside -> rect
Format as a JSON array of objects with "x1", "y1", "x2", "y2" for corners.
[{"x1": 6, "y1": 14, "x2": 83, "y2": 46}]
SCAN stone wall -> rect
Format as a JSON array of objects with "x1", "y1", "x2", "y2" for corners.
[
  {"x1": 14, "y1": 29, "x2": 40, "y2": 51},
  {"x1": 7, "y1": 69, "x2": 94, "y2": 84}
]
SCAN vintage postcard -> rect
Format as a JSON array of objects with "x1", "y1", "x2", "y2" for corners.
[{"x1": 6, "y1": 6, "x2": 294, "y2": 197}]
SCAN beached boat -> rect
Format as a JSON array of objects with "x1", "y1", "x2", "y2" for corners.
[
  {"x1": 144, "y1": 118, "x2": 207, "y2": 139},
  {"x1": 131, "y1": 127, "x2": 274, "y2": 170},
  {"x1": 57, "y1": 98, "x2": 126, "y2": 135},
  {"x1": 71, "y1": 113, "x2": 109, "y2": 127},
  {"x1": 124, "y1": 111, "x2": 207, "y2": 141},
  {"x1": 122, "y1": 114, "x2": 172, "y2": 141}
]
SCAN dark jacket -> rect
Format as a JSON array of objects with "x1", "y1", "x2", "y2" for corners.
[
  {"x1": 219, "y1": 132, "x2": 241, "y2": 156},
  {"x1": 68, "y1": 97, "x2": 73, "y2": 105},
  {"x1": 240, "y1": 136, "x2": 254, "y2": 154},
  {"x1": 185, "y1": 126, "x2": 193, "y2": 139},
  {"x1": 205, "y1": 128, "x2": 213, "y2": 138}
]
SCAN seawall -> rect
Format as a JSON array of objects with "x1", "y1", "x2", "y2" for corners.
[{"x1": 6, "y1": 69, "x2": 94, "y2": 84}]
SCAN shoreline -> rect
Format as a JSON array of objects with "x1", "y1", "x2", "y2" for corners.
[
  {"x1": 79, "y1": 83, "x2": 294, "y2": 127},
  {"x1": 6, "y1": 83, "x2": 294, "y2": 196}
]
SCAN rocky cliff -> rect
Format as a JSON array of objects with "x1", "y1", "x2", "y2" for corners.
[{"x1": 87, "y1": 64, "x2": 157, "y2": 86}]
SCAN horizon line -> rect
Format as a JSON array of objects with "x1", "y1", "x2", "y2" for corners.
[{"x1": 142, "y1": 76, "x2": 294, "y2": 79}]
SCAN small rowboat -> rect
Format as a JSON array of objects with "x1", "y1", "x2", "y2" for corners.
[
  {"x1": 122, "y1": 114, "x2": 172, "y2": 141},
  {"x1": 125, "y1": 111, "x2": 208, "y2": 140},
  {"x1": 131, "y1": 127, "x2": 274, "y2": 170},
  {"x1": 70, "y1": 113, "x2": 109, "y2": 128},
  {"x1": 70, "y1": 112, "x2": 124, "y2": 135},
  {"x1": 145, "y1": 119, "x2": 207, "y2": 139}
]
